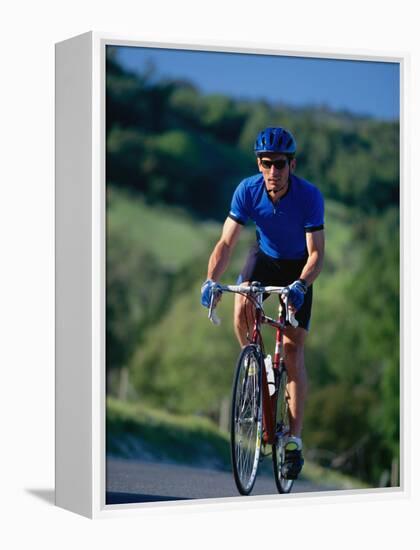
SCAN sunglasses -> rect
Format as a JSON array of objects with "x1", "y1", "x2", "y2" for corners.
[{"x1": 259, "y1": 158, "x2": 289, "y2": 170}]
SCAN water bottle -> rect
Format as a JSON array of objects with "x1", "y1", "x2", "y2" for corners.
[{"x1": 264, "y1": 354, "x2": 275, "y2": 396}]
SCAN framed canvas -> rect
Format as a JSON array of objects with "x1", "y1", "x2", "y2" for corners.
[{"x1": 55, "y1": 31, "x2": 408, "y2": 518}]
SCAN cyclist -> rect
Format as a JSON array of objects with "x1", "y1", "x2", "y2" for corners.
[{"x1": 201, "y1": 127, "x2": 325, "y2": 480}]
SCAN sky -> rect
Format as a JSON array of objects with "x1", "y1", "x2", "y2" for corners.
[{"x1": 115, "y1": 46, "x2": 400, "y2": 121}]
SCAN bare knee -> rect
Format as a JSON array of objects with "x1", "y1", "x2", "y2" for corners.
[
  {"x1": 233, "y1": 291, "x2": 254, "y2": 346},
  {"x1": 233, "y1": 296, "x2": 245, "y2": 326}
]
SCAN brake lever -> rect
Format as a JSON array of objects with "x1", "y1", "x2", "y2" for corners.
[
  {"x1": 282, "y1": 290, "x2": 299, "y2": 328},
  {"x1": 208, "y1": 286, "x2": 221, "y2": 325}
]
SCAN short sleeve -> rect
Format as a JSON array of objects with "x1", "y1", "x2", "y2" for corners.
[
  {"x1": 228, "y1": 181, "x2": 249, "y2": 225},
  {"x1": 304, "y1": 187, "x2": 324, "y2": 233}
]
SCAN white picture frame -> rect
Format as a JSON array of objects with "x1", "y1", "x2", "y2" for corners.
[{"x1": 55, "y1": 31, "x2": 408, "y2": 519}]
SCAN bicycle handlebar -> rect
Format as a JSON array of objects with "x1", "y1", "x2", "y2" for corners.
[{"x1": 208, "y1": 283, "x2": 299, "y2": 328}]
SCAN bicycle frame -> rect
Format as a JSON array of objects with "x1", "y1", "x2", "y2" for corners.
[
  {"x1": 208, "y1": 283, "x2": 294, "y2": 445},
  {"x1": 251, "y1": 294, "x2": 287, "y2": 446}
]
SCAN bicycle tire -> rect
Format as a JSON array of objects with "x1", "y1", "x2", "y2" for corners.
[
  {"x1": 230, "y1": 344, "x2": 263, "y2": 496},
  {"x1": 272, "y1": 362, "x2": 294, "y2": 494}
]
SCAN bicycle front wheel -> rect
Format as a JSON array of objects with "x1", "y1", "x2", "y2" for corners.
[
  {"x1": 230, "y1": 344, "x2": 263, "y2": 496},
  {"x1": 272, "y1": 363, "x2": 294, "y2": 494}
]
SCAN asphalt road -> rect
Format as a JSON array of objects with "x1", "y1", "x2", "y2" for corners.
[{"x1": 106, "y1": 457, "x2": 337, "y2": 505}]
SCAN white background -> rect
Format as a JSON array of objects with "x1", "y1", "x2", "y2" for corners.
[{"x1": 1, "y1": 0, "x2": 419, "y2": 547}]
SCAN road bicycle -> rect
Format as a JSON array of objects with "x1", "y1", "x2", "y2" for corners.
[{"x1": 208, "y1": 281, "x2": 298, "y2": 495}]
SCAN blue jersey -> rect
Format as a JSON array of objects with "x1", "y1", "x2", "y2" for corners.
[{"x1": 229, "y1": 173, "x2": 324, "y2": 260}]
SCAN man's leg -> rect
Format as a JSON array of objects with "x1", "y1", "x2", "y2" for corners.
[
  {"x1": 283, "y1": 326, "x2": 308, "y2": 438},
  {"x1": 280, "y1": 326, "x2": 307, "y2": 479},
  {"x1": 233, "y1": 282, "x2": 254, "y2": 347}
]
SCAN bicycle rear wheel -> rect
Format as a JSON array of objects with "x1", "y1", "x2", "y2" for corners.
[
  {"x1": 272, "y1": 363, "x2": 294, "y2": 494},
  {"x1": 230, "y1": 344, "x2": 263, "y2": 495}
]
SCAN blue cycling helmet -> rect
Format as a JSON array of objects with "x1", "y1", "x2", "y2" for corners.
[{"x1": 254, "y1": 127, "x2": 297, "y2": 156}]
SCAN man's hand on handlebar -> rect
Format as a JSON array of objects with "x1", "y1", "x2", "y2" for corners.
[
  {"x1": 201, "y1": 279, "x2": 222, "y2": 308},
  {"x1": 281, "y1": 279, "x2": 307, "y2": 313}
]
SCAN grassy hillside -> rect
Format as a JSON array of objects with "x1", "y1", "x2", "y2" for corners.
[
  {"x1": 107, "y1": 185, "x2": 221, "y2": 270},
  {"x1": 107, "y1": 397, "x2": 231, "y2": 469}
]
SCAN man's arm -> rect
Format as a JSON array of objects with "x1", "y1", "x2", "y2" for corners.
[
  {"x1": 207, "y1": 217, "x2": 243, "y2": 281},
  {"x1": 299, "y1": 230, "x2": 325, "y2": 286}
]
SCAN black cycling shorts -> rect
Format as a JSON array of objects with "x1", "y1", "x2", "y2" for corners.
[{"x1": 237, "y1": 244, "x2": 313, "y2": 331}]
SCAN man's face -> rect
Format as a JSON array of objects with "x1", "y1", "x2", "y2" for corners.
[{"x1": 257, "y1": 153, "x2": 296, "y2": 197}]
